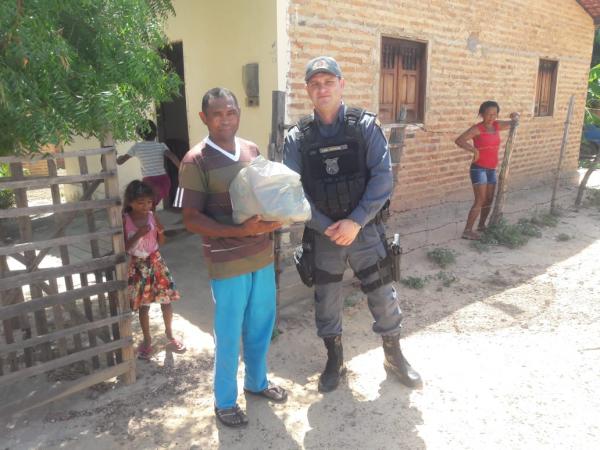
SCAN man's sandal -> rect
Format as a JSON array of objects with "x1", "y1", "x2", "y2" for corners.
[
  {"x1": 166, "y1": 338, "x2": 186, "y2": 353},
  {"x1": 214, "y1": 404, "x2": 248, "y2": 428},
  {"x1": 244, "y1": 383, "x2": 288, "y2": 403}
]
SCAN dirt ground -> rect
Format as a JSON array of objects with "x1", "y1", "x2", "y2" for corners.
[{"x1": 2, "y1": 197, "x2": 600, "y2": 449}]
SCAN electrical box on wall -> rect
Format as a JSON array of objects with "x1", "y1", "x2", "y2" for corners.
[{"x1": 242, "y1": 63, "x2": 259, "y2": 107}]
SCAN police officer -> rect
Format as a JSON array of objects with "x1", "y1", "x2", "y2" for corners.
[{"x1": 283, "y1": 56, "x2": 422, "y2": 392}]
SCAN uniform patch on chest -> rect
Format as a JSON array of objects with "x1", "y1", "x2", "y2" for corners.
[{"x1": 324, "y1": 157, "x2": 340, "y2": 175}]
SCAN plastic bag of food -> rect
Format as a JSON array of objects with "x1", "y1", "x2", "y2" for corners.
[{"x1": 229, "y1": 156, "x2": 311, "y2": 225}]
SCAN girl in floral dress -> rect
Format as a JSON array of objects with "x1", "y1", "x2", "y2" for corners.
[{"x1": 123, "y1": 180, "x2": 185, "y2": 359}]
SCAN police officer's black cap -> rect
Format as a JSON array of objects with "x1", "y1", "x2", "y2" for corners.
[{"x1": 305, "y1": 56, "x2": 342, "y2": 82}]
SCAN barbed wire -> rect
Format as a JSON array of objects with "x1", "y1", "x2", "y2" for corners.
[{"x1": 275, "y1": 187, "x2": 587, "y2": 294}]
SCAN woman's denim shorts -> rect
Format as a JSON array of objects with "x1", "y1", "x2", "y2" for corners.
[{"x1": 469, "y1": 164, "x2": 497, "y2": 185}]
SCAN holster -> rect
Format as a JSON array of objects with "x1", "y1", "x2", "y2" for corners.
[
  {"x1": 294, "y1": 227, "x2": 315, "y2": 287},
  {"x1": 388, "y1": 234, "x2": 402, "y2": 282}
]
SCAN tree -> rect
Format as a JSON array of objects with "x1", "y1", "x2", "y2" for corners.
[{"x1": 0, "y1": 0, "x2": 180, "y2": 156}]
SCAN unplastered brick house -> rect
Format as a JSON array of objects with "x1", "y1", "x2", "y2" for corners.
[
  {"x1": 285, "y1": 0, "x2": 599, "y2": 210},
  {"x1": 65, "y1": 0, "x2": 599, "y2": 213}
]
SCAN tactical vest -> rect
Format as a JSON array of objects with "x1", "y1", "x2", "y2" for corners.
[{"x1": 297, "y1": 107, "x2": 370, "y2": 221}]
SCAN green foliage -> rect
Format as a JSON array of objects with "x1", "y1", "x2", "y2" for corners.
[
  {"x1": 426, "y1": 247, "x2": 456, "y2": 268},
  {"x1": 586, "y1": 65, "x2": 600, "y2": 127},
  {"x1": 0, "y1": 0, "x2": 180, "y2": 155},
  {"x1": 400, "y1": 276, "x2": 427, "y2": 290},
  {"x1": 0, "y1": 189, "x2": 14, "y2": 209},
  {"x1": 556, "y1": 233, "x2": 571, "y2": 242},
  {"x1": 271, "y1": 328, "x2": 281, "y2": 340},
  {"x1": 592, "y1": 28, "x2": 600, "y2": 68},
  {"x1": 481, "y1": 219, "x2": 528, "y2": 248},
  {"x1": 436, "y1": 271, "x2": 458, "y2": 287},
  {"x1": 0, "y1": 163, "x2": 14, "y2": 209},
  {"x1": 516, "y1": 218, "x2": 543, "y2": 237},
  {"x1": 470, "y1": 240, "x2": 491, "y2": 253},
  {"x1": 529, "y1": 212, "x2": 559, "y2": 228},
  {"x1": 579, "y1": 140, "x2": 599, "y2": 169}
]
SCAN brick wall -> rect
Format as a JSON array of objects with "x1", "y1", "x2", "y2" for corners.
[{"x1": 285, "y1": 0, "x2": 594, "y2": 211}]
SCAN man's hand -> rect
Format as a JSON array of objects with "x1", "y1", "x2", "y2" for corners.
[
  {"x1": 324, "y1": 219, "x2": 361, "y2": 246},
  {"x1": 240, "y1": 215, "x2": 282, "y2": 236}
]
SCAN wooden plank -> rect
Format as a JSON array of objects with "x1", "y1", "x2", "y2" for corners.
[
  {"x1": 0, "y1": 228, "x2": 121, "y2": 256},
  {"x1": 0, "y1": 254, "x2": 126, "y2": 292},
  {"x1": 10, "y1": 162, "x2": 51, "y2": 362},
  {"x1": 0, "y1": 253, "x2": 126, "y2": 291},
  {"x1": 0, "y1": 198, "x2": 120, "y2": 219},
  {"x1": 0, "y1": 146, "x2": 115, "y2": 164},
  {"x1": 489, "y1": 118, "x2": 520, "y2": 226},
  {"x1": 27, "y1": 179, "x2": 103, "y2": 273},
  {"x1": 78, "y1": 156, "x2": 109, "y2": 368},
  {"x1": 0, "y1": 171, "x2": 115, "y2": 190},
  {"x1": 102, "y1": 147, "x2": 135, "y2": 384},
  {"x1": 0, "y1": 337, "x2": 131, "y2": 386},
  {"x1": 0, "y1": 280, "x2": 126, "y2": 319},
  {"x1": 0, "y1": 313, "x2": 130, "y2": 354},
  {"x1": 47, "y1": 160, "x2": 69, "y2": 358},
  {"x1": 0, "y1": 360, "x2": 133, "y2": 418},
  {"x1": 551, "y1": 95, "x2": 575, "y2": 214}
]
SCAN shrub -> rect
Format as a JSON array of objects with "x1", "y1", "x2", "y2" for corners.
[
  {"x1": 427, "y1": 247, "x2": 456, "y2": 268},
  {"x1": 470, "y1": 241, "x2": 491, "y2": 253},
  {"x1": 482, "y1": 219, "x2": 528, "y2": 248},
  {"x1": 400, "y1": 276, "x2": 427, "y2": 289},
  {"x1": 516, "y1": 218, "x2": 543, "y2": 237},
  {"x1": 556, "y1": 233, "x2": 571, "y2": 241},
  {"x1": 0, "y1": 190, "x2": 14, "y2": 209},
  {"x1": 530, "y1": 212, "x2": 559, "y2": 228},
  {"x1": 436, "y1": 271, "x2": 458, "y2": 287},
  {"x1": 0, "y1": 164, "x2": 14, "y2": 209}
]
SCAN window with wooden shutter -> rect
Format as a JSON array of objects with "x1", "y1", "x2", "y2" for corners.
[
  {"x1": 379, "y1": 37, "x2": 427, "y2": 124},
  {"x1": 535, "y1": 59, "x2": 558, "y2": 117}
]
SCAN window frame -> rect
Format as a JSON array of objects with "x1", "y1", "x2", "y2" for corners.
[
  {"x1": 379, "y1": 36, "x2": 428, "y2": 125},
  {"x1": 534, "y1": 59, "x2": 558, "y2": 118}
]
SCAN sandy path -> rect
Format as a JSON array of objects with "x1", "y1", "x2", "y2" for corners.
[{"x1": 2, "y1": 205, "x2": 599, "y2": 450}]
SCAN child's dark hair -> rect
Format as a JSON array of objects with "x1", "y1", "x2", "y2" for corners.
[
  {"x1": 136, "y1": 119, "x2": 157, "y2": 141},
  {"x1": 479, "y1": 100, "x2": 500, "y2": 116},
  {"x1": 123, "y1": 180, "x2": 155, "y2": 213}
]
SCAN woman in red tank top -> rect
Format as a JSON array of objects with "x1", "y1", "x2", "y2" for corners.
[{"x1": 455, "y1": 101, "x2": 519, "y2": 240}]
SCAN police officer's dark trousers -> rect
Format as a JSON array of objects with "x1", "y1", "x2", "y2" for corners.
[
  {"x1": 313, "y1": 222, "x2": 401, "y2": 338},
  {"x1": 312, "y1": 221, "x2": 422, "y2": 390}
]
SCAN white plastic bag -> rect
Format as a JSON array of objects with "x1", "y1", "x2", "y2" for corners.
[{"x1": 230, "y1": 156, "x2": 312, "y2": 225}]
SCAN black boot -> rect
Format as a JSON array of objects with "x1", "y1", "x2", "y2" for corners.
[
  {"x1": 382, "y1": 334, "x2": 422, "y2": 389},
  {"x1": 318, "y1": 335, "x2": 346, "y2": 392}
]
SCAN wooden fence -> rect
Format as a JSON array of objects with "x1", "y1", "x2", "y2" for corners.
[{"x1": 0, "y1": 147, "x2": 135, "y2": 416}]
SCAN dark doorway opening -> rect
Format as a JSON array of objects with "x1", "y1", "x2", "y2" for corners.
[{"x1": 157, "y1": 41, "x2": 190, "y2": 208}]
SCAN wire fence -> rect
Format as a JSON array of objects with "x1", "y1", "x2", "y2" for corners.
[{"x1": 274, "y1": 176, "x2": 588, "y2": 299}]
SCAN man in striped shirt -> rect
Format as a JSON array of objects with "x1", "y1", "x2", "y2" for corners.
[
  {"x1": 117, "y1": 120, "x2": 180, "y2": 209},
  {"x1": 175, "y1": 88, "x2": 287, "y2": 428}
]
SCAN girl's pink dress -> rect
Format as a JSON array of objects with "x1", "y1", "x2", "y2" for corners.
[{"x1": 124, "y1": 212, "x2": 179, "y2": 310}]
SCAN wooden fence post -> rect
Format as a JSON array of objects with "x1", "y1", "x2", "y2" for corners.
[
  {"x1": 551, "y1": 95, "x2": 575, "y2": 214},
  {"x1": 101, "y1": 142, "x2": 136, "y2": 384},
  {"x1": 489, "y1": 118, "x2": 520, "y2": 226}
]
